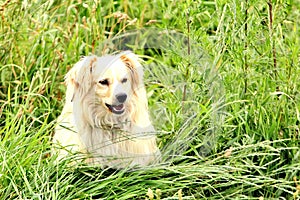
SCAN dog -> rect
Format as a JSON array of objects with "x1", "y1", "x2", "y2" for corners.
[{"x1": 52, "y1": 51, "x2": 160, "y2": 168}]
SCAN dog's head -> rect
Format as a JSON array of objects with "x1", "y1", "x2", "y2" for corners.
[
  {"x1": 93, "y1": 53, "x2": 136, "y2": 115},
  {"x1": 69, "y1": 51, "x2": 147, "y2": 123}
]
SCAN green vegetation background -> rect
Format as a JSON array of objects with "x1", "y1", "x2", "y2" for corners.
[{"x1": 0, "y1": 0, "x2": 299, "y2": 199}]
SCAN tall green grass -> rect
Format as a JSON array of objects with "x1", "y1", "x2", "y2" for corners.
[{"x1": 0, "y1": 0, "x2": 299, "y2": 199}]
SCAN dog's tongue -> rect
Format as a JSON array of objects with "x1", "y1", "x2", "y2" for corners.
[{"x1": 113, "y1": 104, "x2": 124, "y2": 111}]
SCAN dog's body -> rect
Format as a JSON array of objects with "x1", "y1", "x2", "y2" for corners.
[{"x1": 53, "y1": 52, "x2": 160, "y2": 167}]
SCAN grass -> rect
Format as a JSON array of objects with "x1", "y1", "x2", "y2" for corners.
[{"x1": 0, "y1": 0, "x2": 299, "y2": 199}]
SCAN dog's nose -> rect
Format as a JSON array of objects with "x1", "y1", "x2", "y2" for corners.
[{"x1": 116, "y1": 93, "x2": 127, "y2": 103}]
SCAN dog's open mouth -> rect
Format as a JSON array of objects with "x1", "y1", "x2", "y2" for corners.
[{"x1": 105, "y1": 103, "x2": 125, "y2": 114}]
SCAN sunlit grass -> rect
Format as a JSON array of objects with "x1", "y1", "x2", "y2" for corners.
[{"x1": 0, "y1": 0, "x2": 299, "y2": 199}]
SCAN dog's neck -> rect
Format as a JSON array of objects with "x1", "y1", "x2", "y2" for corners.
[
  {"x1": 97, "y1": 115, "x2": 131, "y2": 132},
  {"x1": 74, "y1": 107, "x2": 133, "y2": 150},
  {"x1": 90, "y1": 110, "x2": 134, "y2": 141}
]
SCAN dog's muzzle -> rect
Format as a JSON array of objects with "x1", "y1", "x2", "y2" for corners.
[
  {"x1": 105, "y1": 103, "x2": 125, "y2": 114},
  {"x1": 115, "y1": 93, "x2": 127, "y2": 103},
  {"x1": 105, "y1": 93, "x2": 127, "y2": 115}
]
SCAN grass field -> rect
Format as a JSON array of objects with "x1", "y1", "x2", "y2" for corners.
[{"x1": 0, "y1": 0, "x2": 299, "y2": 199}]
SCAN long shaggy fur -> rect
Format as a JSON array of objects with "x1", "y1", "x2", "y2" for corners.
[{"x1": 53, "y1": 51, "x2": 160, "y2": 168}]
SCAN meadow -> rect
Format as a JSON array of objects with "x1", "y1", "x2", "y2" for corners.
[{"x1": 0, "y1": 0, "x2": 299, "y2": 199}]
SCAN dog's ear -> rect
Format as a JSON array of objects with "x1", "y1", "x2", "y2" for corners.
[
  {"x1": 120, "y1": 52, "x2": 152, "y2": 126},
  {"x1": 64, "y1": 59, "x2": 84, "y2": 102},
  {"x1": 76, "y1": 56, "x2": 98, "y2": 98},
  {"x1": 65, "y1": 56, "x2": 98, "y2": 101},
  {"x1": 120, "y1": 51, "x2": 144, "y2": 95}
]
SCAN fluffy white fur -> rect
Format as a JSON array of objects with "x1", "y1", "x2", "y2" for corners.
[{"x1": 53, "y1": 51, "x2": 160, "y2": 168}]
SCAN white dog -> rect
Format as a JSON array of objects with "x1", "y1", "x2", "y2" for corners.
[{"x1": 52, "y1": 51, "x2": 160, "y2": 167}]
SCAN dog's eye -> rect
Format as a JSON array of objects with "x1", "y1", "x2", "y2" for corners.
[
  {"x1": 121, "y1": 78, "x2": 127, "y2": 83},
  {"x1": 99, "y1": 79, "x2": 109, "y2": 86}
]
